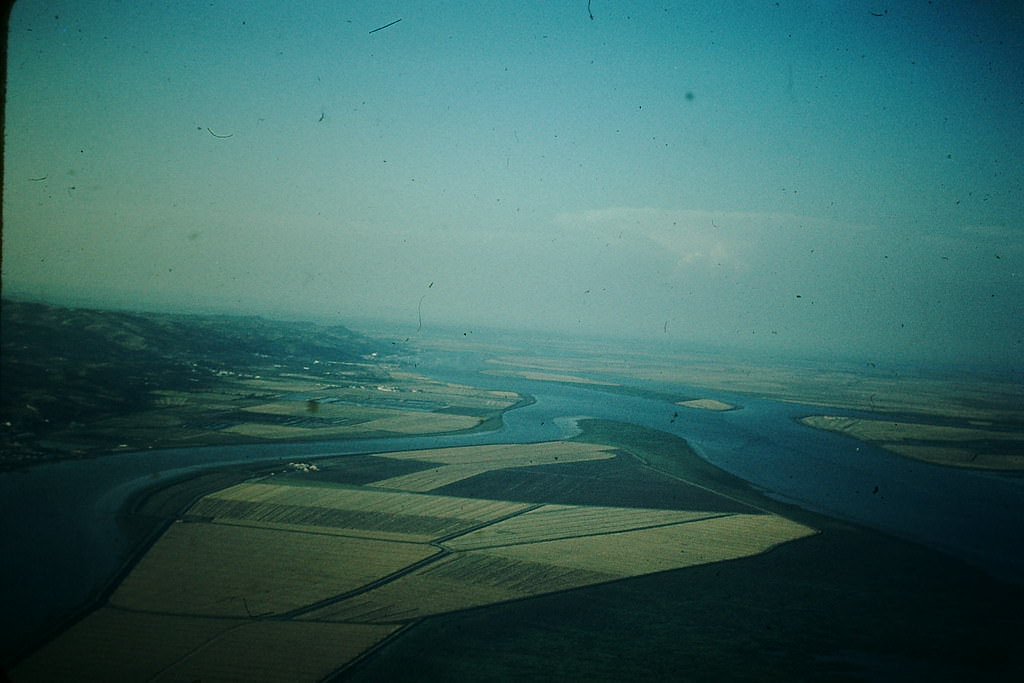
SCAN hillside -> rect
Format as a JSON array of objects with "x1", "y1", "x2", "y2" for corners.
[{"x1": 0, "y1": 299, "x2": 385, "y2": 465}]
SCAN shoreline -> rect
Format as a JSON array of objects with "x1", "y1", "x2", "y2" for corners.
[
  {"x1": 796, "y1": 414, "x2": 1024, "y2": 472},
  {"x1": 0, "y1": 392, "x2": 538, "y2": 475}
]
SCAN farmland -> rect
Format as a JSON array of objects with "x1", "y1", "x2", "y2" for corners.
[
  {"x1": 11, "y1": 431, "x2": 816, "y2": 681},
  {"x1": 9, "y1": 608, "x2": 401, "y2": 683},
  {"x1": 800, "y1": 415, "x2": 1024, "y2": 470}
]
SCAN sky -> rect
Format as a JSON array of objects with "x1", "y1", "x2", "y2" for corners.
[{"x1": 3, "y1": 0, "x2": 1023, "y2": 366}]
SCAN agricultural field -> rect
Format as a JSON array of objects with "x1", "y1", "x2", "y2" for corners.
[
  {"x1": 481, "y1": 368, "x2": 621, "y2": 386},
  {"x1": 9, "y1": 608, "x2": 400, "y2": 683},
  {"x1": 190, "y1": 480, "x2": 535, "y2": 543},
  {"x1": 367, "y1": 441, "x2": 619, "y2": 491},
  {"x1": 799, "y1": 416, "x2": 1024, "y2": 470},
  {"x1": 12, "y1": 435, "x2": 817, "y2": 682},
  {"x1": 108, "y1": 522, "x2": 441, "y2": 617}
]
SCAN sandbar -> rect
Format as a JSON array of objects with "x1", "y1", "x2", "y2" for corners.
[{"x1": 677, "y1": 398, "x2": 736, "y2": 412}]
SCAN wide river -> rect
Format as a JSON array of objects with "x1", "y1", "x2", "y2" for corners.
[{"x1": 2, "y1": 348, "x2": 1022, "y2": 661}]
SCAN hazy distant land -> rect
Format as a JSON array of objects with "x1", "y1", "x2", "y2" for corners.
[
  {"x1": 469, "y1": 342, "x2": 1024, "y2": 472},
  {"x1": 480, "y1": 347, "x2": 1024, "y2": 421},
  {"x1": 481, "y1": 367, "x2": 621, "y2": 386},
  {"x1": 0, "y1": 299, "x2": 523, "y2": 468}
]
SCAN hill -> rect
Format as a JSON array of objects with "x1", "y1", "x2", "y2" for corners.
[{"x1": 0, "y1": 299, "x2": 384, "y2": 465}]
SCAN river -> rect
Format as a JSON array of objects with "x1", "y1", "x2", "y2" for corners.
[{"x1": 2, "y1": 347, "x2": 1022, "y2": 663}]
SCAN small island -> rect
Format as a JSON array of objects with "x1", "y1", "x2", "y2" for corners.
[{"x1": 677, "y1": 398, "x2": 737, "y2": 412}]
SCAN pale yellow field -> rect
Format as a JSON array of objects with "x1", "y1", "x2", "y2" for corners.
[
  {"x1": 109, "y1": 521, "x2": 440, "y2": 616},
  {"x1": 221, "y1": 412, "x2": 482, "y2": 440},
  {"x1": 292, "y1": 376, "x2": 521, "y2": 412},
  {"x1": 206, "y1": 482, "x2": 530, "y2": 521},
  {"x1": 678, "y1": 399, "x2": 736, "y2": 411},
  {"x1": 236, "y1": 377, "x2": 338, "y2": 393},
  {"x1": 800, "y1": 415, "x2": 1020, "y2": 443},
  {"x1": 306, "y1": 512, "x2": 815, "y2": 624},
  {"x1": 195, "y1": 482, "x2": 533, "y2": 542},
  {"x1": 382, "y1": 373, "x2": 521, "y2": 405},
  {"x1": 221, "y1": 423, "x2": 323, "y2": 439},
  {"x1": 186, "y1": 496, "x2": 477, "y2": 542},
  {"x1": 477, "y1": 513, "x2": 815, "y2": 575},
  {"x1": 366, "y1": 464, "x2": 511, "y2": 492},
  {"x1": 481, "y1": 368, "x2": 621, "y2": 386},
  {"x1": 373, "y1": 386, "x2": 518, "y2": 410},
  {"x1": 357, "y1": 412, "x2": 482, "y2": 434},
  {"x1": 373, "y1": 441, "x2": 616, "y2": 465},
  {"x1": 305, "y1": 552, "x2": 620, "y2": 622},
  {"x1": 885, "y1": 445, "x2": 1024, "y2": 470},
  {"x1": 369, "y1": 441, "x2": 618, "y2": 491},
  {"x1": 240, "y1": 401, "x2": 394, "y2": 419},
  {"x1": 444, "y1": 505, "x2": 717, "y2": 550},
  {"x1": 800, "y1": 416, "x2": 1024, "y2": 470}
]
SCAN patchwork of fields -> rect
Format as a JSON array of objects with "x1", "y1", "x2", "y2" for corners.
[{"x1": 13, "y1": 440, "x2": 816, "y2": 682}]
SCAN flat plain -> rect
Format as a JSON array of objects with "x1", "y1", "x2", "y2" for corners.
[{"x1": 12, "y1": 432, "x2": 818, "y2": 682}]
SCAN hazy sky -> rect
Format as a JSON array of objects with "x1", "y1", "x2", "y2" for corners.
[{"x1": 4, "y1": 1, "x2": 1023, "y2": 365}]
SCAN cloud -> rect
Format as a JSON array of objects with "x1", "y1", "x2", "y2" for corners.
[
  {"x1": 956, "y1": 223, "x2": 1024, "y2": 247},
  {"x1": 553, "y1": 206, "x2": 823, "y2": 275}
]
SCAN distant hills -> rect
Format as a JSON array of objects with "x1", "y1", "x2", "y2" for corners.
[{"x1": 0, "y1": 299, "x2": 385, "y2": 465}]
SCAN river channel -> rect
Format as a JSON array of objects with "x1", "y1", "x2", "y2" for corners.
[{"x1": 2, "y1": 348, "x2": 1022, "y2": 662}]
